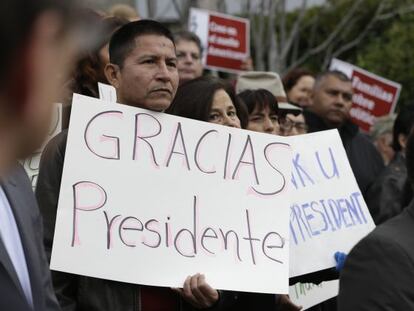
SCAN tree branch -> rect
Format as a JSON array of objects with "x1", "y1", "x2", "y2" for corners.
[
  {"x1": 171, "y1": 0, "x2": 183, "y2": 21},
  {"x1": 287, "y1": 0, "x2": 363, "y2": 70},
  {"x1": 267, "y1": 0, "x2": 280, "y2": 71},
  {"x1": 331, "y1": 0, "x2": 387, "y2": 60},
  {"x1": 281, "y1": 0, "x2": 308, "y2": 60}
]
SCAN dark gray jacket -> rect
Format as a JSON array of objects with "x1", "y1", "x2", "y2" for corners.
[
  {"x1": 0, "y1": 164, "x2": 60, "y2": 311},
  {"x1": 338, "y1": 199, "x2": 414, "y2": 310},
  {"x1": 365, "y1": 152, "x2": 407, "y2": 224}
]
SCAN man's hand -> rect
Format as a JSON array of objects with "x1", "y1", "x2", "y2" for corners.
[
  {"x1": 278, "y1": 294, "x2": 303, "y2": 311},
  {"x1": 173, "y1": 273, "x2": 219, "y2": 309}
]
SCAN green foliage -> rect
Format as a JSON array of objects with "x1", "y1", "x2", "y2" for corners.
[
  {"x1": 355, "y1": 13, "x2": 414, "y2": 109},
  {"x1": 296, "y1": 0, "x2": 414, "y2": 109}
]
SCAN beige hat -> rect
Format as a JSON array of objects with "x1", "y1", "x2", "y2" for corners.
[{"x1": 236, "y1": 71, "x2": 302, "y2": 113}]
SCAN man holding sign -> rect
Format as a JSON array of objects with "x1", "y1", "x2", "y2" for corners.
[{"x1": 37, "y1": 20, "x2": 231, "y2": 311}]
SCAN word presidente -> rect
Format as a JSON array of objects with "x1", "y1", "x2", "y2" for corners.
[{"x1": 71, "y1": 181, "x2": 286, "y2": 266}]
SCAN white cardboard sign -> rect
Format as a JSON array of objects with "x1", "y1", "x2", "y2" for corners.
[
  {"x1": 289, "y1": 280, "x2": 339, "y2": 310},
  {"x1": 98, "y1": 82, "x2": 117, "y2": 103},
  {"x1": 51, "y1": 94, "x2": 293, "y2": 294},
  {"x1": 288, "y1": 130, "x2": 375, "y2": 277}
]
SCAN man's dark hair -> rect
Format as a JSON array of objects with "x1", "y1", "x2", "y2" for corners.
[
  {"x1": 237, "y1": 89, "x2": 278, "y2": 116},
  {"x1": 314, "y1": 70, "x2": 351, "y2": 89},
  {"x1": 393, "y1": 105, "x2": 414, "y2": 152},
  {"x1": 0, "y1": 0, "x2": 74, "y2": 84},
  {"x1": 166, "y1": 76, "x2": 248, "y2": 129},
  {"x1": 109, "y1": 19, "x2": 175, "y2": 67},
  {"x1": 173, "y1": 30, "x2": 203, "y2": 55},
  {"x1": 282, "y1": 68, "x2": 314, "y2": 92}
]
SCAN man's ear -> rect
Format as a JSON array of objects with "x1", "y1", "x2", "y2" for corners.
[{"x1": 105, "y1": 63, "x2": 120, "y2": 88}]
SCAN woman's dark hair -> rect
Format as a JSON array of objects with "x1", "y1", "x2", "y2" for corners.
[
  {"x1": 71, "y1": 14, "x2": 128, "y2": 98},
  {"x1": 63, "y1": 13, "x2": 127, "y2": 129},
  {"x1": 166, "y1": 76, "x2": 247, "y2": 128},
  {"x1": 237, "y1": 89, "x2": 278, "y2": 115},
  {"x1": 282, "y1": 68, "x2": 314, "y2": 92}
]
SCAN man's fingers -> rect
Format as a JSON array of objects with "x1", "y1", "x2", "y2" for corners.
[
  {"x1": 178, "y1": 273, "x2": 219, "y2": 309},
  {"x1": 181, "y1": 275, "x2": 200, "y2": 307},
  {"x1": 197, "y1": 274, "x2": 219, "y2": 305},
  {"x1": 190, "y1": 273, "x2": 209, "y2": 306}
]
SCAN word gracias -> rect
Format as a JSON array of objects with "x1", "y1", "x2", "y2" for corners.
[{"x1": 83, "y1": 111, "x2": 289, "y2": 196}]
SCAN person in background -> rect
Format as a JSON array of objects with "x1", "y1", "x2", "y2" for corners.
[
  {"x1": 305, "y1": 70, "x2": 384, "y2": 220},
  {"x1": 108, "y1": 3, "x2": 140, "y2": 21},
  {"x1": 282, "y1": 68, "x2": 315, "y2": 108},
  {"x1": 174, "y1": 31, "x2": 204, "y2": 85},
  {"x1": 279, "y1": 111, "x2": 308, "y2": 136},
  {"x1": 237, "y1": 89, "x2": 280, "y2": 135},
  {"x1": 338, "y1": 127, "x2": 414, "y2": 311},
  {"x1": 0, "y1": 0, "x2": 79, "y2": 310},
  {"x1": 70, "y1": 15, "x2": 127, "y2": 97},
  {"x1": 370, "y1": 114, "x2": 396, "y2": 165},
  {"x1": 61, "y1": 11, "x2": 127, "y2": 128},
  {"x1": 366, "y1": 106, "x2": 414, "y2": 224},
  {"x1": 236, "y1": 71, "x2": 303, "y2": 133},
  {"x1": 167, "y1": 76, "x2": 247, "y2": 129}
]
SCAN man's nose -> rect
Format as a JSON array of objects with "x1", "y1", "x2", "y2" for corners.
[
  {"x1": 156, "y1": 62, "x2": 172, "y2": 81},
  {"x1": 223, "y1": 115, "x2": 240, "y2": 128},
  {"x1": 264, "y1": 117, "x2": 275, "y2": 133},
  {"x1": 335, "y1": 93, "x2": 347, "y2": 107},
  {"x1": 184, "y1": 53, "x2": 193, "y2": 63}
]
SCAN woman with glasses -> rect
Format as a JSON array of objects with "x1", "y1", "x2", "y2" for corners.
[{"x1": 279, "y1": 112, "x2": 308, "y2": 136}]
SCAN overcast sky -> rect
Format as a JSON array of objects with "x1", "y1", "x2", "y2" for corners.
[{"x1": 136, "y1": 0, "x2": 326, "y2": 20}]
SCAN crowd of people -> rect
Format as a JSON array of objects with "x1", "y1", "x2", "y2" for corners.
[{"x1": 1, "y1": 1, "x2": 414, "y2": 310}]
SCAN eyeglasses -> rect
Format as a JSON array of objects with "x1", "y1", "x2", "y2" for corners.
[{"x1": 279, "y1": 117, "x2": 308, "y2": 133}]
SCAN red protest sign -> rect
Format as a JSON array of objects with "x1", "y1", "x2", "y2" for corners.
[
  {"x1": 350, "y1": 69, "x2": 400, "y2": 132},
  {"x1": 330, "y1": 59, "x2": 401, "y2": 133},
  {"x1": 189, "y1": 8, "x2": 250, "y2": 73}
]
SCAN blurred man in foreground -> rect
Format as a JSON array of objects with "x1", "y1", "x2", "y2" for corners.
[
  {"x1": 339, "y1": 126, "x2": 414, "y2": 310},
  {"x1": 0, "y1": 0, "x2": 77, "y2": 310}
]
